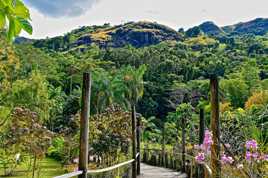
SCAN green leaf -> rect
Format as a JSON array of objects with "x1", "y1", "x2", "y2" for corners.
[
  {"x1": 0, "y1": 11, "x2": 5, "y2": 29},
  {"x1": 13, "y1": 0, "x2": 30, "y2": 19},
  {"x1": 7, "y1": 17, "x2": 15, "y2": 42},
  {"x1": 17, "y1": 17, "x2": 32, "y2": 34},
  {"x1": 6, "y1": 17, "x2": 22, "y2": 42},
  {"x1": 0, "y1": 1, "x2": 4, "y2": 8},
  {"x1": 13, "y1": 17, "x2": 22, "y2": 36}
]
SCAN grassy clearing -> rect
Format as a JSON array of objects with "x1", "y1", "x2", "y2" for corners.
[{"x1": 0, "y1": 158, "x2": 65, "y2": 178}]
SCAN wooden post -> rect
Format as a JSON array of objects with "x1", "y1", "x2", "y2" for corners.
[
  {"x1": 198, "y1": 108, "x2": 205, "y2": 178},
  {"x1": 137, "y1": 116, "x2": 141, "y2": 175},
  {"x1": 199, "y1": 108, "x2": 205, "y2": 145},
  {"x1": 161, "y1": 126, "x2": 166, "y2": 167},
  {"x1": 131, "y1": 105, "x2": 137, "y2": 178},
  {"x1": 143, "y1": 145, "x2": 148, "y2": 163},
  {"x1": 210, "y1": 77, "x2": 221, "y2": 178},
  {"x1": 79, "y1": 73, "x2": 91, "y2": 178},
  {"x1": 165, "y1": 152, "x2": 168, "y2": 168},
  {"x1": 181, "y1": 116, "x2": 186, "y2": 173}
]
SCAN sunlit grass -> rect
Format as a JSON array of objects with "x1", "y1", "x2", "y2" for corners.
[{"x1": 0, "y1": 158, "x2": 65, "y2": 178}]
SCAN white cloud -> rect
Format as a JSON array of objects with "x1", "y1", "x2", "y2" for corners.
[{"x1": 21, "y1": 0, "x2": 268, "y2": 39}]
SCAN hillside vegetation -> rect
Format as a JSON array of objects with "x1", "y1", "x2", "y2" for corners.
[{"x1": 1, "y1": 17, "x2": 268, "y2": 177}]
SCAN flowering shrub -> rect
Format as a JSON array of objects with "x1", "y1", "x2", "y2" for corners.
[
  {"x1": 194, "y1": 130, "x2": 268, "y2": 177},
  {"x1": 221, "y1": 154, "x2": 234, "y2": 164},
  {"x1": 245, "y1": 139, "x2": 258, "y2": 150},
  {"x1": 194, "y1": 130, "x2": 213, "y2": 163}
]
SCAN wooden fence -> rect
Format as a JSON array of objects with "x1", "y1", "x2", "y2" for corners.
[{"x1": 54, "y1": 153, "x2": 140, "y2": 178}]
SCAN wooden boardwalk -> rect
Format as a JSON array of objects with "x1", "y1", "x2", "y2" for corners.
[{"x1": 138, "y1": 163, "x2": 187, "y2": 178}]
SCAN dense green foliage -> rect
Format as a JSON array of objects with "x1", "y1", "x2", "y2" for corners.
[{"x1": 1, "y1": 18, "x2": 268, "y2": 177}]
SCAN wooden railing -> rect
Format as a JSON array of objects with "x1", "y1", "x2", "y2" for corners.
[
  {"x1": 54, "y1": 153, "x2": 140, "y2": 178},
  {"x1": 54, "y1": 171, "x2": 83, "y2": 178}
]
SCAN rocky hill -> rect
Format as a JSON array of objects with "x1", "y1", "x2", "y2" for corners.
[
  {"x1": 199, "y1": 21, "x2": 225, "y2": 36},
  {"x1": 186, "y1": 18, "x2": 268, "y2": 37},
  {"x1": 223, "y1": 18, "x2": 268, "y2": 36},
  {"x1": 15, "y1": 18, "x2": 268, "y2": 51},
  {"x1": 24, "y1": 21, "x2": 183, "y2": 51}
]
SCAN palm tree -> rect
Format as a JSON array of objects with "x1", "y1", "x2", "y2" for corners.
[
  {"x1": 118, "y1": 64, "x2": 147, "y2": 177},
  {"x1": 91, "y1": 70, "x2": 115, "y2": 114}
]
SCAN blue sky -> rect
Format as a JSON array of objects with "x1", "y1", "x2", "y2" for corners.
[{"x1": 22, "y1": 0, "x2": 268, "y2": 39}]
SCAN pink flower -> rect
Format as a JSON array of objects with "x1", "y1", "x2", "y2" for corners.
[
  {"x1": 252, "y1": 152, "x2": 259, "y2": 160},
  {"x1": 246, "y1": 151, "x2": 252, "y2": 161},
  {"x1": 264, "y1": 154, "x2": 268, "y2": 161},
  {"x1": 204, "y1": 130, "x2": 213, "y2": 145},
  {"x1": 195, "y1": 152, "x2": 205, "y2": 163},
  {"x1": 221, "y1": 154, "x2": 234, "y2": 164},
  {"x1": 200, "y1": 130, "x2": 213, "y2": 152},
  {"x1": 245, "y1": 139, "x2": 258, "y2": 150}
]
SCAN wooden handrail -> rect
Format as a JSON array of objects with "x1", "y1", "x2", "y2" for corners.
[
  {"x1": 136, "y1": 152, "x2": 140, "y2": 158},
  {"x1": 87, "y1": 159, "x2": 134, "y2": 174},
  {"x1": 54, "y1": 171, "x2": 83, "y2": 178},
  {"x1": 53, "y1": 155, "x2": 140, "y2": 178}
]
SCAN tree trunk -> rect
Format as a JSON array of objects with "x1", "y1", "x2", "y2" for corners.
[
  {"x1": 210, "y1": 77, "x2": 221, "y2": 178},
  {"x1": 198, "y1": 108, "x2": 205, "y2": 178},
  {"x1": 131, "y1": 104, "x2": 137, "y2": 178},
  {"x1": 137, "y1": 116, "x2": 141, "y2": 175},
  {"x1": 79, "y1": 73, "x2": 91, "y2": 178},
  {"x1": 181, "y1": 116, "x2": 186, "y2": 173}
]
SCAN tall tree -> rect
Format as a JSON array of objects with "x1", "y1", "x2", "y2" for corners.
[
  {"x1": 119, "y1": 64, "x2": 147, "y2": 178},
  {"x1": 199, "y1": 53, "x2": 225, "y2": 178},
  {"x1": 175, "y1": 103, "x2": 193, "y2": 172}
]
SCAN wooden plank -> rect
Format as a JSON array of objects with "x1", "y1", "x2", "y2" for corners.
[
  {"x1": 54, "y1": 171, "x2": 83, "y2": 178},
  {"x1": 79, "y1": 72, "x2": 91, "y2": 178}
]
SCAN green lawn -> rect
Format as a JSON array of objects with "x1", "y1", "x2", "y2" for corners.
[{"x1": 0, "y1": 158, "x2": 65, "y2": 178}]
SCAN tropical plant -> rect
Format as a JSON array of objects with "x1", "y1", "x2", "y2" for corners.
[{"x1": 0, "y1": 0, "x2": 32, "y2": 41}]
